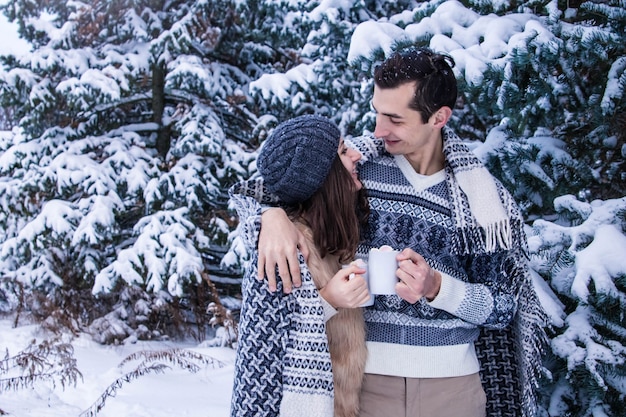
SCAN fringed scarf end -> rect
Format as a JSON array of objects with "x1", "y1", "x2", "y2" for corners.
[
  {"x1": 454, "y1": 220, "x2": 514, "y2": 255},
  {"x1": 484, "y1": 219, "x2": 513, "y2": 253}
]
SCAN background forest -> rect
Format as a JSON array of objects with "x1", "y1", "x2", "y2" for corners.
[{"x1": 0, "y1": 0, "x2": 625, "y2": 415}]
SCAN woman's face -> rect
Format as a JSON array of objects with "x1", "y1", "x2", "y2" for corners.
[{"x1": 338, "y1": 138, "x2": 362, "y2": 191}]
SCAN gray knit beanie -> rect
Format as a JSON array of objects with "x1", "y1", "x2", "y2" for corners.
[{"x1": 258, "y1": 115, "x2": 341, "y2": 205}]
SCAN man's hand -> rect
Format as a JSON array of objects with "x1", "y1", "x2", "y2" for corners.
[
  {"x1": 258, "y1": 208, "x2": 310, "y2": 293},
  {"x1": 395, "y1": 248, "x2": 441, "y2": 303}
]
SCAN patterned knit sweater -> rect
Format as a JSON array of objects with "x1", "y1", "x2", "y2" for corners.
[{"x1": 347, "y1": 128, "x2": 547, "y2": 417}]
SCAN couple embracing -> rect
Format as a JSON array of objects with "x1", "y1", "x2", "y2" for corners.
[{"x1": 229, "y1": 47, "x2": 547, "y2": 417}]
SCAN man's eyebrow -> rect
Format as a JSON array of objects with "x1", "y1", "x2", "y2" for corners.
[
  {"x1": 371, "y1": 100, "x2": 403, "y2": 119},
  {"x1": 380, "y1": 110, "x2": 404, "y2": 119}
]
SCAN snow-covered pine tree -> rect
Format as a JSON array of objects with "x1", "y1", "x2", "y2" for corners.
[
  {"x1": 246, "y1": 0, "x2": 416, "y2": 131},
  {"x1": 483, "y1": 0, "x2": 625, "y2": 210},
  {"x1": 528, "y1": 196, "x2": 626, "y2": 416},
  {"x1": 482, "y1": 2, "x2": 626, "y2": 412},
  {"x1": 551, "y1": 0, "x2": 625, "y2": 203},
  {"x1": 0, "y1": 0, "x2": 298, "y2": 341}
]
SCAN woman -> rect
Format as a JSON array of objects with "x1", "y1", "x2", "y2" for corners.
[{"x1": 229, "y1": 114, "x2": 370, "y2": 417}]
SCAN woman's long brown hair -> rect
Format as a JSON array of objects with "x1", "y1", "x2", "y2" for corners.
[{"x1": 286, "y1": 157, "x2": 369, "y2": 264}]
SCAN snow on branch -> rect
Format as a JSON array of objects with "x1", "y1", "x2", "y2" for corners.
[
  {"x1": 78, "y1": 348, "x2": 225, "y2": 417},
  {"x1": 0, "y1": 337, "x2": 82, "y2": 393}
]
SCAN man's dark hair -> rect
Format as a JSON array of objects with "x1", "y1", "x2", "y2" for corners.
[{"x1": 374, "y1": 47, "x2": 457, "y2": 123}]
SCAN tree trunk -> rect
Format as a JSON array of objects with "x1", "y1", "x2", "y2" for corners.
[{"x1": 152, "y1": 62, "x2": 169, "y2": 158}]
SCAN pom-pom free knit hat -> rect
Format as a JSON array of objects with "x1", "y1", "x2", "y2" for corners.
[{"x1": 258, "y1": 115, "x2": 341, "y2": 205}]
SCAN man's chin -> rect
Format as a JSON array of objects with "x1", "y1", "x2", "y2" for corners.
[{"x1": 384, "y1": 142, "x2": 401, "y2": 154}]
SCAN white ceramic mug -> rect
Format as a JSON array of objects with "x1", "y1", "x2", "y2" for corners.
[{"x1": 368, "y1": 245, "x2": 399, "y2": 295}]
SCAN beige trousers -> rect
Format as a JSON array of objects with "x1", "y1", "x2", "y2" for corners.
[{"x1": 359, "y1": 373, "x2": 486, "y2": 417}]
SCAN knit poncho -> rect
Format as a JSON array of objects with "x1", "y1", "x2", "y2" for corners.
[{"x1": 229, "y1": 179, "x2": 335, "y2": 417}]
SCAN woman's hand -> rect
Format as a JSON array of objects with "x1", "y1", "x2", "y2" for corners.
[
  {"x1": 319, "y1": 264, "x2": 370, "y2": 308},
  {"x1": 258, "y1": 208, "x2": 310, "y2": 293}
]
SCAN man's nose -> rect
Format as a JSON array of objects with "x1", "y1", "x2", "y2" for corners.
[{"x1": 373, "y1": 116, "x2": 388, "y2": 138}]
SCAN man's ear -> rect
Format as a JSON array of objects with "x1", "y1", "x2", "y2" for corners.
[{"x1": 431, "y1": 106, "x2": 452, "y2": 128}]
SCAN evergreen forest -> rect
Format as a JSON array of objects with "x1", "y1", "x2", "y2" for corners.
[{"x1": 0, "y1": 0, "x2": 625, "y2": 415}]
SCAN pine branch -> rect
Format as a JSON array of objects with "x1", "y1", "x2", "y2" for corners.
[
  {"x1": 79, "y1": 348, "x2": 226, "y2": 417},
  {"x1": 118, "y1": 348, "x2": 226, "y2": 372},
  {"x1": 0, "y1": 337, "x2": 82, "y2": 392},
  {"x1": 551, "y1": 249, "x2": 576, "y2": 276},
  {"x1": 78, "y1": 362, "x2": 170, "y2": 417}
]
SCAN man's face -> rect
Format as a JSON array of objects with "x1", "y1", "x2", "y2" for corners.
[{"x1": 371, "y1": 82, "x2": 438, "y2": 159}]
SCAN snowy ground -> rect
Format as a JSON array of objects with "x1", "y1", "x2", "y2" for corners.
[{"x1": 0, "y1": 319, "x2": 235, "y2": 417}]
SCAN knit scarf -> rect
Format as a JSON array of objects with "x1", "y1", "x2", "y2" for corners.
[
  {"x1": 440, "y1": 127, "x2": 514, "y2": 254},
  {"x1": 439, "y1": 128, "x2": 548, "y2": 417}
]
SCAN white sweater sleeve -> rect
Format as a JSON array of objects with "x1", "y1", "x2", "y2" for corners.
[{"x1": 427, "y1": 272, "x2": 494, "y2": 325}]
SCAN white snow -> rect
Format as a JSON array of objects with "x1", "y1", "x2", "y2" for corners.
[
  {"x1": 0, "y1": 1, "x2": 29, "y2": 56},
  {"x1": 572, "y1": 224, "x2": 626, "y2": 301},
  {"x1": 0, "y1": 320, "x2": 235, "y2": 417}
]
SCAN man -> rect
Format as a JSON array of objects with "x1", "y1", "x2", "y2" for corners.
[{"x1": 257, "y1": 47, "x2": 547, "y2": 417}]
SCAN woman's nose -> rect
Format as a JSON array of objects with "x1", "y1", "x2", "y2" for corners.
[{"x1": 348, "y1": 148, "x2": 361, "y2": 161}]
